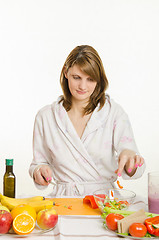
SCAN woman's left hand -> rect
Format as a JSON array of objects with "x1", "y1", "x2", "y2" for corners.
[{"x1": 115, "y1": 149, "x2": 144, "y2": 177}]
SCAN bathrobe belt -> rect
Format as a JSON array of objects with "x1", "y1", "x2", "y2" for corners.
[{"x1": 53, "y1": 180, "x2": 115, "y2": 196}]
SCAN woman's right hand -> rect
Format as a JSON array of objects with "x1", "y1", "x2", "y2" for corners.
[{"x1": 33, "y1": 165, "x2": 53, "y2": 186}]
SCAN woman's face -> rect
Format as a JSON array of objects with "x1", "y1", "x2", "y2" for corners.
[{"x1": 65, "y1": 64, "x2": 97, "y2": 103}]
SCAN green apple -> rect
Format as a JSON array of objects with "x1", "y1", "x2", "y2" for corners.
[
  {"x1": 37, "y1": 207, "x2": 58, "y2": 230},
  {"x1": 0, "y1": 205, "x2": 10, "y2": 212}
]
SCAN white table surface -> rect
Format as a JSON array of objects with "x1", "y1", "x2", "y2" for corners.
[{"x1": 0, "y1": 196, "x2": 147, "y2": 240}]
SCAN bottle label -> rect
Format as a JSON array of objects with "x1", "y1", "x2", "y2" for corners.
[{"x1": 3, "y1": 175, "x2": 15, "y2": 198}]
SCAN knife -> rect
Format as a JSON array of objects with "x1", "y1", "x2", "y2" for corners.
[
  {"x1": 42, "y1": 176, "x2": 56, "y2": 185},
  {"x1": 48, "y1": 179, "x2": 56, "y2": 186}
]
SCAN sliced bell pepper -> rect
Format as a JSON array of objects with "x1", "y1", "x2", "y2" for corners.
[
  {"x1": 83, "y1": 194, "x2": 106, "y2": 209},
  {"x1": 83, "y1": 195, "x2": 98, "y2": 209},
  {"x1": 145, "y1": 216, "x2": 159, "y2": 236}
]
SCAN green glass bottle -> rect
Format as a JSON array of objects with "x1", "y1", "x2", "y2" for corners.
[{"x1": 3, "y1": 159, "x2": 16, "y2": 198}]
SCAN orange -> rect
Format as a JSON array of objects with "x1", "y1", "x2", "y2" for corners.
[
  {"x1": 13, "y1": 213, "x2": 35, "y2": 235},
  {"x1": 11, "y1": 204, "x2": 37, "y2": 221}
]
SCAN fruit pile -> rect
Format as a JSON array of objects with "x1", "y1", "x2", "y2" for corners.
[{"x1": 0, "y1": 193, "x2": 58, "y2": 235}]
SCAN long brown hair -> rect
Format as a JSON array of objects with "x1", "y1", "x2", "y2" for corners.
[{"x1": 60, "y1": 45, "x2": 109, "y2": 114}]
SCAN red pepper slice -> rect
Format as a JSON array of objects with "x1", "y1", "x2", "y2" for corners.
[
  {"x1": 68, "y1": 205, "x2": 72, "y2": 210},
  {"x1": 83, "y1": 194, "x2": 106, "y2": 209},
  {"x1": 117, "y1": 180, "x2": 123, "y2": 189},
  {"x1": 111, "y1": 190, "x2": 114, "y2": 198},
  {"x1": 145, "y1": 216, "x2": 159, "y2": 236},
  {"x1": 118, "y1": 200, "x2": 129, "y2": 206},
  {"x1": 83, "y1": 195, "x2": 98, "y2": 209}
]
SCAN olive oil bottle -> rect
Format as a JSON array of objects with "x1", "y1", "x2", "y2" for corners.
[{"x1": 3, "y1": 159, "x2": 16, "y2": 198}]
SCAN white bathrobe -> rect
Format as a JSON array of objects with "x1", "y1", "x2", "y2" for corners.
[{"x1": 29, "y1": 96, "x2": 145, "y2": 196}]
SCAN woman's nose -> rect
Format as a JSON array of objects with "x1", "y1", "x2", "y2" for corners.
[{"x1": 79, "y1": 79, "x2": 86, "y2": 90}]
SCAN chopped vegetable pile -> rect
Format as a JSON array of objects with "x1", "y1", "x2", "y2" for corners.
[
  {"x1": 98, "y1": 195, "x2": 130, "y2": 211},
  {"x1": 83, "y1": 194, "x2": 130, "y2": 211}
]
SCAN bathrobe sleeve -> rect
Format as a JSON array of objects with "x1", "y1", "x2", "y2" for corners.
[
  {"x1": 29, "y1": 113, "x2": 52, "y2": 189},
  {"x1": 113, "y1": 109, "x2": 146, "y2": 180}
]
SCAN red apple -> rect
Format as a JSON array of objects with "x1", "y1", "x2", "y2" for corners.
[
  {"x1": 0, "y1": 210, "x2": 13, "y2": 234},
  {"x1": 37, "y1": 207, "x2": 58, "y2": 230}
]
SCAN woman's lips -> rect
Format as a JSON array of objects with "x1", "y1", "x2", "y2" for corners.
[{"x1": 76, "y1": 90, "x2": 86, "y2": 95}]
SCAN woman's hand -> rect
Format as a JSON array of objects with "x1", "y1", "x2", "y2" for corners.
[
  {"x1": 115, "y1": 149, "x2": 144, "y2": 177},
  {"x1": 33, "y1": 165, "x2": 53, "y2": 186}
]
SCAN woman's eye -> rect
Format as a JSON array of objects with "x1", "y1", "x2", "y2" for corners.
[
  {"x1": 88, "y1": 78, "x2": 95, "y2": 82},
  {"x1": 73, "y1": 76, "x2": 80, "y2": 79}
]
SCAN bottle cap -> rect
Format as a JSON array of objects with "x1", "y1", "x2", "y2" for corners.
[{"x1": 5, "y1": 159, "x2": 13, "y2": 166}]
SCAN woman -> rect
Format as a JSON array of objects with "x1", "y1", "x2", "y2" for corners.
[{"x1": 29, "y1": 45, "x2": 145, "y2": 196}]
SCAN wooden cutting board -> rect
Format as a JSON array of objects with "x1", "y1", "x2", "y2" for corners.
[{"x1": 46, "y1": 198, "x2": 101, "y2": 215}]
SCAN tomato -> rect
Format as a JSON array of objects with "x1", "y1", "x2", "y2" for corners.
[
  {"x1": 129, "y1": 223, "x2": 147, "y2": 237},
  {"x1": 106, "y1": 213, "x2": 124, "y2": 231}
]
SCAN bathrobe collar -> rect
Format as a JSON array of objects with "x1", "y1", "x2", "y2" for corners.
[{"x1": 54, "y1": 96, "x2": 111, "y2": 141}]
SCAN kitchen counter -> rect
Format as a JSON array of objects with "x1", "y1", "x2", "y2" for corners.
[{"x1": 0, "y1": 196, "x2": 147, "y2": 240}]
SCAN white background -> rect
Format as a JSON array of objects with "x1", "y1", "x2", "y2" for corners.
[{"x1": 0, "y1": 0, "x2": 159, "y2": 198}]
